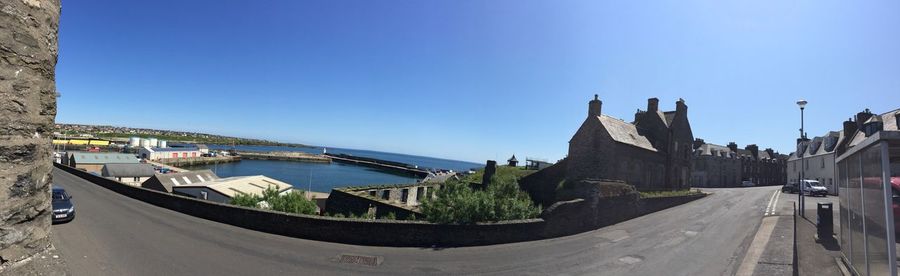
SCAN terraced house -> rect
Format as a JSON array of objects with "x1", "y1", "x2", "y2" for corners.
[{"x1": 691, "y1": 140, "x2": 788, "y2": 188}]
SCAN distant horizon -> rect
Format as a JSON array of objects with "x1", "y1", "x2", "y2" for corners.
[{"x1": 55, "y1": 121, "x2": 488, "y2": 164}]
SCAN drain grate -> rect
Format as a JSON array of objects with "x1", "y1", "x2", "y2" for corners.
[{"x1": 337, "y1": 254, "x2": 382, "y2": 267}]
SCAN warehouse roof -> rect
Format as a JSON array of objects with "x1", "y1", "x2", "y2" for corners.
[
  {"x1": 148, "y1": 170, "x2": 219, "y2": 192},
  {"x1": 101, "y1": 163, "x2": 156, "y2": 177},
  {"x1": 71, "y1": 152, "x2": 140, "y2": 164},
  {"x1": 173, "y1": 175, "x2": 293, "y2": 198}
]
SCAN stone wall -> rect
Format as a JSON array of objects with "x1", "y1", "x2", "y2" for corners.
[
  {"x1": 518, "y1": 158, "x2": 568, "y2": 208},
  {"x1": 0, "y1": 0, "x2": 60, "y2": 265},
  {"x1": 57, "y1": 162, "x2": 708, "y2": 247}
]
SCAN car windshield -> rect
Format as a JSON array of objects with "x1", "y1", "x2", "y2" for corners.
[{"x1": 52, "y1": 192, "x2": 67, "y2": 201}]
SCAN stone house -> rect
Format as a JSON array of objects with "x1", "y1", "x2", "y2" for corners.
[
  {"x1": 566, "y1": 96, "x2": 694, "y2": 191},
  {"x1": 691, "y1": 140, "x2": 787, "y2": 188}
]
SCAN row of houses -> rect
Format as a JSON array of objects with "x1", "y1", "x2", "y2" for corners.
[
  {"x1": 787, "y1": 108, "x2": 900, "y2": 195},
  {"x1": 690, "y1": 140, "x2": 788, "y2": 188}
]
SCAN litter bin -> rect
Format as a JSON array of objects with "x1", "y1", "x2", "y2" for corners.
[{"x1": 817, "y1": 202, "x2": 833, "y2": 240}]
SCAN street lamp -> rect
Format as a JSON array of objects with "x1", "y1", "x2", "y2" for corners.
[{"x1": 797, "y1": 99, "x2": 807, "y2": 218}]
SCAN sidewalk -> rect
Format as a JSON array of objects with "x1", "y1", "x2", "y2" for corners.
[{"x1": 748, "y1": 193, "x2": 844, "y2": 276}]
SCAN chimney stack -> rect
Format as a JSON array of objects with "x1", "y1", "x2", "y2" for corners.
[
  {"x1": 647, "y1": 98, "x2": 659, "y2": 112},
  {"x1": 842, "y1": 118, "x2": 856, "y2": 139},
  {"x1": 856, "y1": 109, "x2": 873, "y2": 131},
  {"x1": 727, "y1": 142, "x2": 738, "y2": 153},
  {"x1": 588, "y1": 94, "x2": 602, "y2": 118},
  {"x1": 676, "y1": 98, "x2": 687, "y2": 115},
  {"x1": 745, "y1": 144, "x2": 759, "y2": 159},
  {"x1": 693, "y1": 138, "x2": 705, "y2": 150}
]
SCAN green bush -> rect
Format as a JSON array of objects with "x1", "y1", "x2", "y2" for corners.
[
  {"x1": 421, "y1": 173, "x2": 541, "y2": 224},
  {"x1": 229, "y1": 187, "x2": 318, "y2": 215}
]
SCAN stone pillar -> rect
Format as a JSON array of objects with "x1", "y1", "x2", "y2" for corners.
[
  {"x1": 0, "y1": 0, "x2": 60, "y2": 264},
  {"x1": 482, "y1": 160, "x2": 497, "y2": 188}
]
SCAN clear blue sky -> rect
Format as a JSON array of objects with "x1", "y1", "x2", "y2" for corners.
[{"x1": 57, "y1": 1, "x2": 899, "y2": 163}]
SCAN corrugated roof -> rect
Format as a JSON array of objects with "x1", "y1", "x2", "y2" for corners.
[
  {"x1": 155, "y1": 170, "x2": 219, "y2": 192},
  {"x1": 102, "y1": 163, "x2": 156, "y2": 177},
  {"x1": 598, "y1": 115, "x2": 657, "y2": 152},
  {"x1": 174, "y1": 175, "x2": 293, "y2": 198},
  {"x1": 72, "y1": 152, "x2": 140, "y2": 164}
]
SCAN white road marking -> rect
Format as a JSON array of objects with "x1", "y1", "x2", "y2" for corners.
[
  {"x1": 737, "y1": 188, "x2": 783, "y2": 275},
  {"x1": 764, "y1": 190, "x2": 778, "y2": 216}
]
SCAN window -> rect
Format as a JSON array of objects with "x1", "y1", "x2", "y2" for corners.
[
  {"x1": 133, "y1": 177, "x2": 140, "y2": 182},
  {"x1": 401, "y1": 189, "x2": 409, "y2": 203},
  {"x1": 200, "y1": 191, "x2": 208, "y2": 200},
  {"x1": 821, "y1": 158, "x2": 825, "y2": 168},
  {"x1": 182, "y1": 152, "x2": 188, "y2": 158},
  {"x1": 381, "y1": 190, "x2": 390, "y2": 200},
  {"x1": 172, "y1": 153, "x2": 178, "y2": 158}
]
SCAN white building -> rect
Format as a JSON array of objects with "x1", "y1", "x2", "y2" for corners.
[
  {"x1": 787, "y1": 131, "x2": 842, "y2": 195},
  {"x1": 171, "y1": 175, "x2": 293, "y2": 203},
  {"x1": 138, "y1": 146, "x2": 202, "y2": 160}
]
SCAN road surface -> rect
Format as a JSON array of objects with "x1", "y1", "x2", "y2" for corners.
[{"x1": 50, "y1": 168, "x2": 782, "y2": 275}]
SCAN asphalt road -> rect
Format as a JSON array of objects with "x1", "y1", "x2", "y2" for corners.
[{"x1": 50, "y1": 168, "x2": 781, "y2": 275}]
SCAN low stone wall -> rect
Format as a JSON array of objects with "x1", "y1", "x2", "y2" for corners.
[
  {"x1": 324, "y1": 189, "x2": 419, "y2": 219},
  {"x1": 54, "y1": 163, "x2": 546, "y2": 247},
  {"x1": 638, "y1": 194, "x2": 707, "y2": 216},
  {"x1": 54, "y1": 163, "x2": 707, "y2": 247}
]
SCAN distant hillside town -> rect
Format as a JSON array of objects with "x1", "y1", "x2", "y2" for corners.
[{"x1": 53, "y1": 123, "x2": 309, "y2": 147}]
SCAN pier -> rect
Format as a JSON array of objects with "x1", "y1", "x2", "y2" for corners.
[
  {"x1": 156, "y1": 156, "x2": 241, "y2": 167},
  {"x1": 236, "y1": 151, "x2": 331, "y2": 163},
  {"x1": 324, "y1": 153, "x2": 430, "y2": 178}
]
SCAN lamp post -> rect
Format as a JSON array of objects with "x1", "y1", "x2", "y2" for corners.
[{"x1": 797, "y1": 99, "x2": 807, "y2": 218}]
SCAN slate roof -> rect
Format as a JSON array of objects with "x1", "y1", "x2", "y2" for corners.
[
  {"x1": 102, "y1": 163, "x2": 156, "y2": 177},
  {"x1": 846, "y1": 108, "x2": 900, "y2": 148},
  {"x1": 695, "y1": 143, "x2": 733, "y2": 157},
  {"x1": 72, "y1": 152, "x2": 140, "y2": 164},
  {"x1": 598, "y1": 114, "x2": 657, "y2": 152},
  {"x1": 663, "y1": 111, "x2": 676, "y2": 127}
]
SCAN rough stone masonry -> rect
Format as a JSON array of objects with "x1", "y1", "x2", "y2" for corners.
[{"x1": 0, "y1": 0, "x2": 60, "y2": 265}]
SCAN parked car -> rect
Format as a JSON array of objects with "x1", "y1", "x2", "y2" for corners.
[
  {"x1": 802, "y1": 180, "x2": 828, "y2": 197},
  {"x1": 741, "y1": 180, "x2": 756, "y2": 187},
  {"x1": 782, "y1": 182, "x2": 799, "y2": 193},
  {"x1": 51, "y1": 187, "x2": 75, "y2": 224}
]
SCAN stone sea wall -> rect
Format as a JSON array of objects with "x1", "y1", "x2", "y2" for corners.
[{"x1": 0, "y1": 0, "x2": 60, "y2": 264}]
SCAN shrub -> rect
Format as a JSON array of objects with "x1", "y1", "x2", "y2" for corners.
[
  {"x1": 421, "y1": 173, "x2": 541, "y2": 224},
  {"x1": 383, "y1": 212, "x2": 397, "y2": 220},
  {"x1": 228, "y1": 187, "x2": 318, "y2": 215}
]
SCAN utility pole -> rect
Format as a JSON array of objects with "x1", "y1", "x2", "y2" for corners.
[{"x1": 797, "y1": 99, "x2": 807, "y2": 218}]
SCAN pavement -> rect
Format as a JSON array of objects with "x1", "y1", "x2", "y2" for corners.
[
  {"x1": 48, "y1": 168, "x2": 784, "y2": 275},
  {"x1": 743, "y1": 190, "x2": 844, "y2": 276}
]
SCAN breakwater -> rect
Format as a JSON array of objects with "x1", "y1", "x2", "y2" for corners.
[
  {"x1": 157, "y1": 156, "x2": 241, "y2": 167},
  {"x1": 236, "y1": 151, "x2": 331, "y2": 163},
  {"x1": 325, "y1": 153, "x2": 430, "y2": 178}
]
